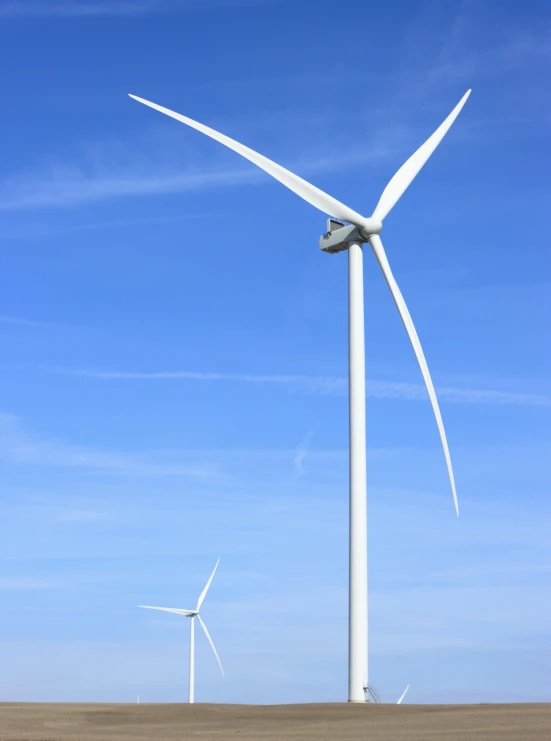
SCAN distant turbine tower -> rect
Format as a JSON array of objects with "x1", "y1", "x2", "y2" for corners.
[
  {"x1": 129, "y1": 90, "x2": 469, "y2": 702},
  {"x1": 140, "y1": 559, "x2": 224, "y2": 703}
]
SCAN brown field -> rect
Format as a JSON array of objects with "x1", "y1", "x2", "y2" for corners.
[{"x1": 0, "y1": 702, "x2": 549, "y2": 741}]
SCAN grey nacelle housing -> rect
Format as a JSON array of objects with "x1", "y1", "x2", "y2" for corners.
[{"x1": 319, "y1": 222, "x2": 369, "y2": 254}]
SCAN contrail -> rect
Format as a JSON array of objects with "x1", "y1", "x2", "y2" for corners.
[{"x1": 35, "y1": 365, "x2": 551, "y2": 407}]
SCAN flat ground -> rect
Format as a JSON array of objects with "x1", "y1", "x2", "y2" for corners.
[{"x1": 0, "y1": 702, "x2": 549, "y2": 741}]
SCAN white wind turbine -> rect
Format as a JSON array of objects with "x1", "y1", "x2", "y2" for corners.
[
  {"x1": 140, "y1": 558, "x2": 224, "y2": 703},
  {"x1": 129, "y1": 90, "x2": 470, "y2": 702}
]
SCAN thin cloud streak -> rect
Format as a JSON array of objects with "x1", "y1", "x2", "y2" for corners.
[
  {"x1": 294, "y1": 432, "x2": 312, "y2": 476},
  {"x1": 40, "y1": 366, "x2": 551, "y2": 407},
  {"x1": 0, "y1": 315, "x2": 49, "y2": 328},
  {"x1": 0, "y1": 578, "x2": 58, "y2": 590},
  {"x1": 0, "y1": 150, "x2": 389, "y2": 212},
  {"x1": 0, "y1": 0, "x2": 164, "y2": 16},
  {"x1": 0, "y1": 122, "x2": 393, "y2": 212},
  {"x1": 0, "y1": 0, "x2": 288, "y2": 18},
  {"x1": 0, "y1": 214, "x2": 201, "y2": 240},
  {"x1": 0, "y1": 411, "x2": 216, "y2": 479},
  {"x1": 0, "y1": 167, "x2": 259, "y2": 211},
  {"x1": 416, "y1": 4, "x2": 551, "y2": 96}
]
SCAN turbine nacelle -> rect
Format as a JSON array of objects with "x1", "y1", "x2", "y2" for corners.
[{"x1": 319, "y1": 218, "x2": 383, "y2": 254}]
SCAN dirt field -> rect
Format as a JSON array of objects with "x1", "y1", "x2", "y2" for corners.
[{"x1": 0, "y1": 702, "x2": 549, "y2": 741}]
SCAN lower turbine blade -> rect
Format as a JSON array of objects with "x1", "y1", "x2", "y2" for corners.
[
  {"x1": 397, "y1": 684, "x2": 410, "y2": 704},
  {"x1": 197, "y1": 614, "x2": 224, "y2": 677},
  {"x1": 369, "y1": 234, "x2": 459, "y2": 516}
]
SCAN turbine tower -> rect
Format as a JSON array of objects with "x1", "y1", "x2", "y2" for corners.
[
  {"x1": 129, "y1": 91, "x2": 469, "y2": 702},
  {"x1": 140, "y1": 558, "x2": 224, "y2": 703}
]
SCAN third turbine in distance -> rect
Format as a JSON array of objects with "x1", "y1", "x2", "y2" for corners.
[
  {"x1": 140, "y1": 558, "x2": 224, "y2": 703},
  {"x1": 129, "y1": 89, "x2": 470, "y2": 703}
]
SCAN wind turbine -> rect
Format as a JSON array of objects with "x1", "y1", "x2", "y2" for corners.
[
  {"x1": 139, "y1": 558, "x2": 224, "y2": 703},
  {"x1": 129, "y1": 90, "x2": 470, "y2": 702}
]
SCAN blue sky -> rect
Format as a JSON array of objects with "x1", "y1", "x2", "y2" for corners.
[{"x1": 0, "y1": 0, "x2": 549, "y2": 704}]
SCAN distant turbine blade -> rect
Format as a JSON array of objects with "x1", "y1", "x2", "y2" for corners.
[
  {"x1": 397, "y1": 684, "x2": 410, "y2": 704},
  {"x1": 196, "y1": 558, "x2": 220, "y2": 612},
  {"x1": 197, "y1": 614, "x2": 224, "y2": 677},
  {"x1": 128, "y1": 94, "x2": 368, "y2": 227},
  {"x1": 369, "y1": 234, "x2": 459, "y2": 516},
  {"x1": 139, "y1": 605, "x2": 194, "y2": 616},
  {"x1": 372, "y1": 91, "x2": 471, "y2": 221}
]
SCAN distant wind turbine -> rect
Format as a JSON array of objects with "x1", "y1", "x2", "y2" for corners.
[
  {"x1": 140, "y1": 558, "x2": 224, "y2": 703},
  {"x1": 129, "y1": 90, "x2": 469, "y2": 702}
]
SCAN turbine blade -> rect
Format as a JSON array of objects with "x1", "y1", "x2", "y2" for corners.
[
  {"x1": 397, "y1": 684, "x2": 410, "y2": 704},
  {"x1": 129, "y1": 94, "x2": 367, "y2": 227},
  {"x1": 372, "y1": 91, "x2": 471, "y2": 221},
  {"x1": 197, "y1": 615, "x2": 224, "y2": 677},
  {"x1": 196, "y1": 558, "x2": 220, "y2": 612},
  {"x1": 139, "y1": 605, "x2": 194, "y2": 616},
  {"x1": 369, "y1": 234, "x2": 459, "y2": 516}
]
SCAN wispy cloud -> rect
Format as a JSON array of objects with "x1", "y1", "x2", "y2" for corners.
[
  {"x1": 0, "y1": 411, "x2": 216, "y2": 479},
  {"x1": 0, "y1": 147, "x2": 390, "y2": 212},
  {"x1": 0, "y1": 105, "x2": 393, "y2": 212},
  {"x1": 0, "y1": 0, "x2": 294, "y2": 19},
  {"x1": 426, "y1": 31, "x2": 551, "y2": 91},
  {"x1": 0, "y1": 163, "x2": 258, "y2": 211},
  {"x1": 0, "y1": 315, "x2": 49, "y2": 328},
  {"x1": 0, "y1": 577, "x2": 57, "y2": 589},
  {"x1": 35, "y1": 366, "x2": 551, "y2": 408},
  {"x1": 417, "y1": 2, "x2": 551, "y2": 94},
  {"x1": 0, "y1": 0, "x2": 164, "y2": 16},
  {"x1": 294, "y1": 432, "x2": 312, "y2": 476},
  {"x1": 0, "y1": 214, "x2": 201, "y2": 240},
  {"x1": 52, "y1": 507, "x2": 114, "y2": 524}
]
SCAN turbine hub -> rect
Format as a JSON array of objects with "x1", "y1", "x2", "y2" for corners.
[{"x1": 359, "y1": 218, "x2": 383, "y2": 238}]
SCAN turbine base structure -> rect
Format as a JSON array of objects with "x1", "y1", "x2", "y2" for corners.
[{"x1": 365, "y1": 684, "x2": 382, "y2": 704}]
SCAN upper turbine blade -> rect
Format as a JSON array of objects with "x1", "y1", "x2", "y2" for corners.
[
  {"x1": 368, "y1": 234, "x2": 459, "y2": 516},
  {"x1": 197, "y1": 614, "x2": 224, "y2": 677},
  {"x1": 372, "y1": 91, "x2": 471, "y2": 221},
  {"x1": 139, "y1": 605, "x2": 194, "y2": 616},
  {"x1": 129, "y1": 94, "x2": 367, "y2": 227},
  {"x1": 196, "y1": 558, "x2": 220, "y2": 612},
  {"x1": 397, "y1": 684, "x2": 410, "y2": 704}
]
